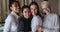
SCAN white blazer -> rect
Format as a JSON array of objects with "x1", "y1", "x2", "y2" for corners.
[
  {"x1": 31, "y1": 15, "x2": 42, "y2": 32},
  {"x1": 43, "y1": 13, "x2": 59, "y2": 32},
  {"x1": 3, "y1": 11, "x2": 19, "y2": 32}
]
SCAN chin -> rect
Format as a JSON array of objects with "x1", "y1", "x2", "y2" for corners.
[
  {"x1": 26, "y1": 17, "x2": 29, "y2": 19},
  {"x1": 17, "y1": 11, "x2": 20, "y2": 13}
]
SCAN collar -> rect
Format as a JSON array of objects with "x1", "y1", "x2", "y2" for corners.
[{"x1": 11, "y1": 11, "x2": 20, "y2": 18}]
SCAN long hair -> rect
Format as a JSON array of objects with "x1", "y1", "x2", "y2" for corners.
[{"x1": 29, "y1": 1, "x2": 42, "y2": 17}]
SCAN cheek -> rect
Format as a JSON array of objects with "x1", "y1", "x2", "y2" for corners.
[
  {"x1": 15, "y1": 7, "x2": 17, "y2": 10},
  {"x1": 11, "y1": 7, "x2": 15, "y2": 10},
  {"x1": 34, "y1": 9, "x2": 37, "y2": 14},
  {"x1": 43, "y1": 9, "x2": 48, "y2": 13},
  {"x1": 31, "y1": 10, "x2": 34, "y2": 13},
  {"x1": 43, "y1": 9, "x2": 46, "y2": 12},
  {"x1": 23, "y1": 12, "x2": 28, "y2": 17},
  {"x1": 13, "y1": 7, "x2": 16, "y2": 11},
  {"x1": 13, "y1": 6, "x2": 17, "y2": 10},
  {"x1": 31, "y1": 10, "x2": 33, "y2": 14},
  {"x1": 28, "y1": 12, "x2": 31, "y2": 16},
  {"x1": 30, "y1": 8, "x2": 34, "y2": 12},
  {"x1": 23, "y1": 12, "x2": 26, "y2": 16},
  {"x1": 43, "y1": 9, "x2": 46, "y2": 11}
]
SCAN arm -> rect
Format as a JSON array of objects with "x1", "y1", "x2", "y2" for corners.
[
  {"x1": 31, "y1": 19, "x2": 37, "y2": 32},
  {"x1": 3, "y1": 15, "x2": 13, "y2": 32},
  {"x1": 53, "y1": 15, "x2": 59, "y2": 32},
  {"x1": 43, "y1": 15, "x2": 59, "y2": 32},
  {"x1": 31, "y1": 16, "x2": 42, "y2": 32}
]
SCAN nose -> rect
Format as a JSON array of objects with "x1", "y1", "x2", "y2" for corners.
[{"x1": 27, "y1": 12, "x2": 29, "y2": 16}]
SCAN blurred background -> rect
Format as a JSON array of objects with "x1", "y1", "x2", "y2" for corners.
[{"x1": 0, "y1": 0, "x2": 60, "y2": 32}]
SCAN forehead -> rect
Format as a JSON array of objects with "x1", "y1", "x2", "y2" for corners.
[
  {"x1": 24, "y1": 8, "x2": 30, "y2": 11},
  {"x1": 30, "y1": 5, "x2": 37, "y2": 8},
  {"x1": 41, "y1": 2, "x2": 50, "y2": 8},
  {"x1": 41, "y1": 5, "x2": 47, "y2": 8}
]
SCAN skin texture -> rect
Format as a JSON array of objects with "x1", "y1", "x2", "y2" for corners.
[
  {"x1": 30, "y1": 5, "x2": 38, "y2": 16},
  {"x1": 10, "y1": 2, "x2": 20, "y2": 14},
  {"x1": 23, "y1": 8, "x2": 31, "y2": 19}
]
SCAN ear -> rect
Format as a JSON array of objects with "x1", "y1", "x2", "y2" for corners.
[{"x1": 10, "y1": 7, "x2": 12, "y2": 10}]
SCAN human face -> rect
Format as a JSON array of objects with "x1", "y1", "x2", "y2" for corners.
[
  {"x1": 10, "y1": 2, "x2": 20, "y2": 13},
  {"x1": 30, "y1": 5, "x2": 38, "y2": 16},
  {"x1": 41, "y1": 5, "x2": 50, "y2": 13},
  {"x1": 23, "y1": 8, "x2": 31, "y2": 19}
]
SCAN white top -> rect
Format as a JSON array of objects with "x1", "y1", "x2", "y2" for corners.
[
  {"x1": 43, "y1": 13, "x2": 59, "y2": 32},
  {"x1": 31, "y1": 15, "x2": 42, "y2": 32},
  {"x1": 3, "y1": 11, "x2": 19, "y2": 32}
]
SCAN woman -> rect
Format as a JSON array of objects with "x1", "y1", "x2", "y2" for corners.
[
  {"x1": 3, "y1": 1, "x2": 20, "y2": 32},
  {"x1": 40, "y1": 1, "x2": 59, "y2": 32},
  {"x1": 29, "y1": 1, "x2": 42, "y2": 32},
  {"x1": 18, "y1": 5, "x2": 31, "y2": 32}
]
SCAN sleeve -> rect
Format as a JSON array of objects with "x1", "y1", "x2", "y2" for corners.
[
  {"x1": 3, "y1": 15, "x2": 13, "y2": 32},
  {"x1": 31, "y1": 16, "x2": 42, "y2": 32},
  {"x1": 53, "y1": 15, "x2": 59, "y2": 32},
  {"x1": 44, "y1": 15, "x2": 59, "y2": 32}
]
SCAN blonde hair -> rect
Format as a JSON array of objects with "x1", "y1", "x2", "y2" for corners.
[{"x1": 41, "y1": 1, "x2": 51, "y2": 10}]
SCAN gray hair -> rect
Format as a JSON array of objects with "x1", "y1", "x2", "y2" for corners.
[{"x1": 41, "y1": 1, "x2": 51, "y2": 9}]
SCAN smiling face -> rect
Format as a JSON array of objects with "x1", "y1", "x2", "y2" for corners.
[
  {"x1": 41, "y1": 1, "x2": 51, "y2": 13},
  {"x1": 30, "y1": 5, "x2": 38, "y2": 16},
  {"x1": 10, "y1": 2, "x2": 20, "y2": 13},
  {"x1": 41, "y1": 5, "x2": 49, "y2": 13},
  {"x1": 23, "y1": 8, "x2": 31, "y2": 19}
]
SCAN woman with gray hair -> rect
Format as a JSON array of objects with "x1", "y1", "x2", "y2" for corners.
[{"x1": 39, "y1": 1, "x2": 59, "y2": 32}]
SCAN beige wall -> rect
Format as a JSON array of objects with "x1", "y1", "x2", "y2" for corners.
[
  {"x1": 0, "y1": 0, "x2": 1, "y2": 22},
  {"x1": 0, "y1": 0, "x2": 1, "y2": 16},
  {"x1": 58, "y1": 0, "x2": 60, "y2": 15},
  {"x1": 48, "y1": 0, "x2": 60, "y2": 15},
  {"x1": 0, "y1": 0, "x2": 7, "y2": 23},
  {"x1": 48, "y1": 0, "x2": 59, "y2": 14}
]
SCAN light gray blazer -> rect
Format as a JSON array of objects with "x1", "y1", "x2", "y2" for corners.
[
  {"x1": 43, "y1": 13, "x2": 59, "y2": 32},
  {"x1": 31, "y1": 15, "x2": 42, "y2": 32},
  {"x1": 3, "y1": 11, "x2": 19, "y2": 32}
]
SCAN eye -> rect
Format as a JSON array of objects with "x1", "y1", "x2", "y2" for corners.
[{"x1": 24, "y1": 11, "x2": 27, "y2": 13}]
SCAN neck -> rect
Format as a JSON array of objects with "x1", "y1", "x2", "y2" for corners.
[
  {"x1": 24, "y1": 17, "x2": 29, "y2": 19},
  {"x1": 16, "y1": 13, "x2": 19, "y2": 16},
  {"x1": 33, "y1": 14, "x2": 37, "y2": 17},
  {"x1": 12, "y1": 11, "x2": 19, "y2": 16},
  {"x1": 14, "y1": 11, "x2": 19, "y2": 16}
]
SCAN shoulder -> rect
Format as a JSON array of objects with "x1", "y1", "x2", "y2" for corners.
[
  {"x1": 5, "y1": 14, "x2": 14, "y2": 22},
  {"x1": 32, "y1": 15, "x2": 42, "y2": 21},
  {"x1": 51, "y1": 13, "x2": 58, "y2": 18},
  {"x1": 35, "y1": 15, "x2": 42, "y2": 19},
  {"x1": 50, "y1": 13, "x2": 59, "y2": 20},
  {"x1": 7, "y1": 14, "x2": 14, "y2": 19}
]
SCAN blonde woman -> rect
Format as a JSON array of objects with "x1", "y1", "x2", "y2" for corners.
[{"x1": 40, "y1": 1, "x2": 59, "y2": 32}]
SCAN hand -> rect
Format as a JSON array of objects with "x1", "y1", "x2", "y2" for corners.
[{"x1": 37, "y1": 26, "x2": 45, "y2": 31}]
